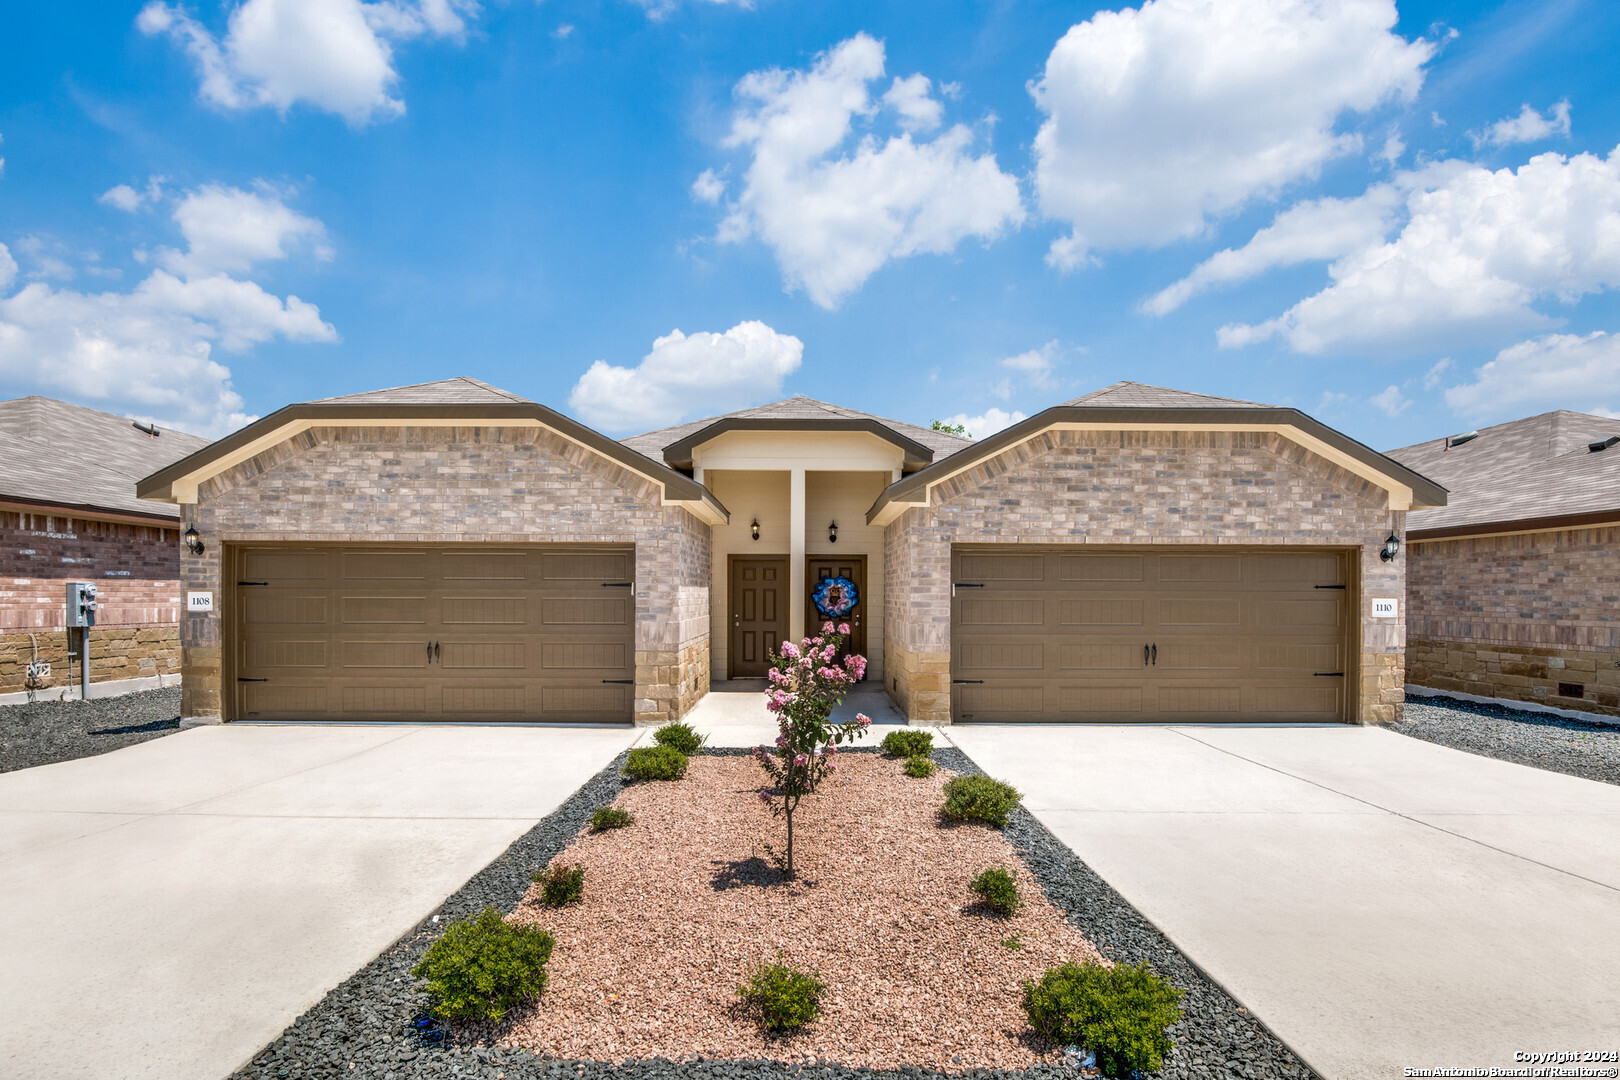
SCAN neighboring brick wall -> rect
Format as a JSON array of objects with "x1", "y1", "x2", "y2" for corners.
[
  {"x1": 1, "y1": 511, "x2": 183, "y2": 630},
  {"x1": 884, "y1": 429, "x2": 1404, "y2": 724},
  {"x1": 179, "y1": 425, "x2": 711, "y2": 725},
  {"x1": 1407, "y1": 525, "x2": 1620, "y2": 716}
]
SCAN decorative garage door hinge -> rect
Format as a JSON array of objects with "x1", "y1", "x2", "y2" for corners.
[
  {"x1": 1312, "y1": 672, "x2": 1346, "y2": 677},
  {"x1": 237, "y1": 677, "x2": 268, "y2": 682},
  {"x1": 951, "y1": 582, "x2": 984, "y2": 597},
  {"x1": 1314, "y1": 584, "x2": 1346, "y2": 590}
]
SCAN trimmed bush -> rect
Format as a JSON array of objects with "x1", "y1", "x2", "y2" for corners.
[
  {"x1": 903, "y1": 754, "x2": 937, "y2": 778},
  {"x1": 533, "y1": 863, "x2": 585, "y2": 906},
  {"x1": 589, "y1": 806, "x2": 634, "y2": 831},
  {"x1": 624, "y1": 745, "x2": 688, "y2": 781},
  {"x1": 652, "y1": 721, "x2": 707, "y2": 756},
  {"x1": 411, "y1": 907, "x2": 554, "y2": 1023},
  {"x1": 880, "y1": 729, "x2": 934, "y2": 757},
  {"x1": 970, "y1": 866, "x2": 1022, "y2": 917},
  {"x1": 941, "y1": 774, "x2": 1022, "y2": 827},
  {"x1": 1022, "y1": 960, "x2": 1184, "y2": 1077},
  {"x1": 737, "y1": 959, "x2": 825, "y2": 1033}
]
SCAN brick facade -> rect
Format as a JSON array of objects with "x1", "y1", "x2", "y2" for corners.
[
  {"x1": 0, "y1": 510, "x2": 183, "y2": 694},
  {"x1": 884, "y1": 429, "x2": 1405, "y2": 724},
  {"x1": 1407, "y1": 525, "x2": 1620, "y2": 717},
  {"x1": 178, "y1": 425, "x2": 710, "y2": 725}
]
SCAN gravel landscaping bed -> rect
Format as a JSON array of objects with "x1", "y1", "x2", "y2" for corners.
[
  {"x1": 0, "y1": 686, "x2": 181, "y2": 774},
  {"x1": 1389, "y1": 695, "x2": 1620, "y2": 787},
  {"x1": 230, "y1": 744, "x2": 1318, "y2": 1080}
]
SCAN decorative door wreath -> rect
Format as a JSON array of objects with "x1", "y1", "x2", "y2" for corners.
[{"x1": 811, "y1": 576, "x2": 859, "y2": 618}]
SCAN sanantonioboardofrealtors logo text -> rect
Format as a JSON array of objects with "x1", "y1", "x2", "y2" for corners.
[{"x1": 1403, "y1": 1067, "x2": 1619, "y2": 1078}]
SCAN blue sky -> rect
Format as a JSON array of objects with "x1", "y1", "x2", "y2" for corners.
[{"x1": 2, "y1": 0, "x2": 1619, "y2": 454}]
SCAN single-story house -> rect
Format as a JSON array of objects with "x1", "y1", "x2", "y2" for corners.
[
  {"x1": 136, "y1": 378, "x2": 1444, "y2": 726},
  {"x1": 1, "y1": 396, "x2": 210, "y2": 696},
  {"x1": 1387, "y1": 410, "x2": 1620, "y2": 719}
]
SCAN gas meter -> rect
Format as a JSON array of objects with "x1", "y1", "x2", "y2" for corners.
[{"x1": 66, "y1": 582, "x2": 98, "y2": 628}]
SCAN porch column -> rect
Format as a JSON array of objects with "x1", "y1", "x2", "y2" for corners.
[{"x1": 789, "y1": 466, "x2": 805, "y2": 643}]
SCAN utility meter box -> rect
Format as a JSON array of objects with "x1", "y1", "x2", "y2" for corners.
[{"x1": 65, "y1": 581, "x2": 98, "y2": 628}]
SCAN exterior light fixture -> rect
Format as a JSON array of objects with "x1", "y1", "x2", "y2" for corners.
[
  {"x1": 1379, "y1": 533, "x2": 1401, "y2": 562},
  {"x1": 751, "y1": 520, "x2": 760, "y2": 542},
  {"x1": 828, "y1": 521, "x2": 838, "y2": 544},
  {"x1": 183, "y1": 526, "x2": 204, "y2": 555}
]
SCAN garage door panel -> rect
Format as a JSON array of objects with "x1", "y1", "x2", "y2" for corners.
[
  {"x1": 953, "y1": 547, "x2": 1350, "y2": 723},
  {"x1": 232, "y1": 544, "x2": 634, "y2": 723}
]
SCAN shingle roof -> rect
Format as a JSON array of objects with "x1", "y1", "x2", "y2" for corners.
[
  {"x1": 0, "y1": 397, "x2": 212, "y2": 521},
  {"x1": 1061, "y1": 381, "x2": 1271, "y2": 409},
  {"x1": 621, "y1": 396, "x2": 973, "y2": 461},
  {"x1": 311, "y1": 377, "x2": 533, "y2": 406},
  {"x1": 1386, "y1": 410, "x2": 1620, "y2": 535}
]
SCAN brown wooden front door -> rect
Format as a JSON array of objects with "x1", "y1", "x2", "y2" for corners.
[
  {"x1": 729, "y1": 556, "x2": 787, "y2": 678},
  {"x1": 806, "y1": 554, "x2": 867, "y2": 676}
]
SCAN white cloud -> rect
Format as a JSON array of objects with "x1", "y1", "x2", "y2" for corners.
[
  {"x1": 1369, "y1": 384, "x2": 1410, "y2": 416},
  {"x1": 710, "y1": 34, "x2": 1024, "y2": 309},
  {"x1": 1376, "y1": 130, "x2": 1405, "y2": 169},
  {"x1": 569, "y1": 320, "x2": 803, "y2": 433},
  {"x1": 1422, "y1": 357, "x2": 1452, "y2": 390},
  {"x1": 99, "y1": 185, "x2": 143, "y2": 213},
  {"x1": 998, "y1": 340, "x2": 1063, "y2": 391},
  {"x1": 1031, "y1": 0, "x2": 1433, "y2": 269},
  {"x1": 0, "y1": 244, "x2": 16, "y2": 292},
  {"x1": 138, "y1": 0, "x2": 476, "y2": 125},
  {"x1": 1445, "y1": 331, "x2": 1620, "y2": 420},
  {"x1": 160, "y1": 184, "x2": 332, "y2": 277},
  {"x1": 1220, "y1": 147, "x2": 1620, "y2": 355},
  {"x1": 934, "y1": 407, "x2": 1026, "y2": 440},
  {"x1": 882, "y1": 75, "x2": 943, "y2": 133},
  {"x1": 691, "y1": 168, "x2": 726, "y2": 205},
  {"x1": 1474, "y1": 100, "x2": 1572, "y2": 148},
  {"x1": 628, "y1": 0, "x2": 754, "y2": 19}
]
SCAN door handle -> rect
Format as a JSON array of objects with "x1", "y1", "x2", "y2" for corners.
[
  {"x1": 1144, "y1": 644, "x2": 1150, "y2": 667},
  {"x1": 433, "y1": 641, "x2": 440, "y2": 662},
  {"x1": 733, "y1": 614, "x2": 740, "y2": 626},
  {"x1": 1151, "y1": 643, "x2": 1157, "y2": 666},
  {"x1": 427, "y1": 641, "x2": 433, "y2": 662}
]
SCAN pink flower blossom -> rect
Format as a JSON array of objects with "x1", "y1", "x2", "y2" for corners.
[
  {"x1": 757, "y1": 790, "x2": 773, "y2": 805},
  {"x1": 775, "y1": 734, "x2": 787, "y2": 749},
  {"x1": 838, "y1": 622, "x2": 850, "y2": 635},
  {"x1": 821, "y1": 621, "x2": 835, "y2": 634},
  {"x1": 856, "y1": 713, "x2": 871, "y2": 727},
  {"x1": 793, "y1": 753, "x2": 809, "y2": 767},
  {"x1": 779, "y1": 641, "x2": 800, "y2": 659}
]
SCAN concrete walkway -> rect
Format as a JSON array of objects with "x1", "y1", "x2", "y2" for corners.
[
  {"x1": 948, "y1": 724, "x2": 1620, "y2": 1080},
  {"x1": 0, "y1": 723, "x2": 637, "y2": 1080},
  {"x1": 657, "y1": 680, "x2": 907, "y2": 748}
]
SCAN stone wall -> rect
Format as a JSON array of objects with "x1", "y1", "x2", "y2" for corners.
[
  {"x1": 178, "y1": 425, "x2": 711, "y2": 725},
  {"x1": 0, "y1": 627, "x2": 180, "y2": 695},
  {"x1": 884, "y1": 429, "x2": 1404, "y2": 724},
  {"x1": 1407, "y1": 525, "x2": 1620, "y2": 716}
]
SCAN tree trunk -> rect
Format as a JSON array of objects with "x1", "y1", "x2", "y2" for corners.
[{"x1": 784, "y1": 802, "x2": 795, "y2": 877}]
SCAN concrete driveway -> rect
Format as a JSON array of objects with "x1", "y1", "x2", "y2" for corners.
[
  {"x1": 947, "y1": 724, "x2": 1620, "y2": 1079},
  {"x1": 0, "y1": 722, "x2": 636, "y2": 1080}
]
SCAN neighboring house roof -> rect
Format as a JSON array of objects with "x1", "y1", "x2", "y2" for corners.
[
  {"x1": 1386, "y1": 410, "x2": 1620, "y2": 539},
  {"x1": 623, "y1": 396, "x2": 972, "y2": 470},
  {"x1": 136, "y1": 378, "x2": 729, "y2": 524},
  {"x1": 0, "y1": 396, "x2": 211, "y2": 523},
  {"x1": 866, "y1": 381, "x2": 1448, "y2": 525}
]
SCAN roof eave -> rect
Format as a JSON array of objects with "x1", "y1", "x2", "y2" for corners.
[
  {"x1": 660, "y1": 418, "x2": 936, "y2": 471},
  {"x1": 1408, "y1": 508, "x2": 1620, "y2": 542},
  {"x1": 865, "y1": 405, "x2": 1449, "y2": 525}
]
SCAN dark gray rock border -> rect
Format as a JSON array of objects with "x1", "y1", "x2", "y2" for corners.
[
  {"x1": 1390, "y1": 694, "x2": 1620, "y2": 787},
  {"x1": 0, "y1": 686, "x2": 181, "y2": 774},
  {"x1": 228, "y1": 744, "x2": 1318, "y2": 1080}
]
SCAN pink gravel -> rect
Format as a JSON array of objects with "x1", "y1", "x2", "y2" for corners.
[{"x1": 498, "y1": 753, "x2": 1104, "y2": 1070}]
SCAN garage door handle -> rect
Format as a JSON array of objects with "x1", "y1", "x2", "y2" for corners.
[
  {"x1": 1313, "y1": 672, "x2": 1345, "y2": 677},
  {"x1": 237, "y1": 677, "x2": 268, "y2": 682},
  {"x1": 952, "y1": 679, "x2": 983, "y2": 684},
  {"x1": 1144, "y1": 643, "x2": 1150, "y2": 666},
  {"x1": 1151, "y1": 643, "x2": 1157, "y2": 665},
  {"x1": 601, "y1": 679, "x2": 633, "y2": 684},
  {"x1": 433, "y1": 641, "x2": 440, "y2": 661}
]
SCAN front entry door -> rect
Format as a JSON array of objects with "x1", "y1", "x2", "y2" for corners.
[
  {"x1": 730, "y1": 556, "x2": 787, "y2": 678},
  {"x1": 806, "y1": 554, "x2": 867, "y2": 676}
]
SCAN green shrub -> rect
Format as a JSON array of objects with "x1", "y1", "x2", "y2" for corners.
[
  {"x1": 941, "y1": 774, "x2": 1022, "y2": 827},
  {"x1": 970, "y1": 866, "x2": 1022, "y2": 917},
  {"x1": 880, "y1": 729, "x2": 934, "y2": 757},
  {"x1": 903, "y1": 754, "x2": 937, "y2": 778},
  {"x1": 624, "y1": 745, "x2": 688, "y2": 781},
  {"x1": 737, "y1": 959, "x2": 825, "y2": 1033},
  {"x1": 1021, "y1": 960, "x2": 1184, "y2": 1077},
  {"x1": 589, "y1": 806, "x2": 634, "y2": 831},
  {"x1": 652, "y1": 721, "x2": 707, "y2": 756},
  {"x1": 533, "y1": 863, "x2": 585, "y2": 906},
  {"x1": 411, "y1": 907, "x2": 554, "y2": 1023}
]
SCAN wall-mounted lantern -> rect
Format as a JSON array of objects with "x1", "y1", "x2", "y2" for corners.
[
  {"x1": 183, "y1": 526, "x2": 204, "y2": 555},
  {"x1": 1379, "y1": 533, "x2": 1401, "y2": 562},
  {"x1": 828, "y1": 521, "x2": 838, "y2": 544},
  {"x1": 751, "y1": 520, "x2": 760, "y2": 542}
]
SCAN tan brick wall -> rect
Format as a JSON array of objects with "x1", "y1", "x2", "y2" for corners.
[
  {"x1": 1407, "y1": 525, "x2": 1620, "y2": 717},
  {"x1": 1, "y1": 626, "x2": 180, "y2": 694},
  {"x1": 178, "y1": 425, "x2": 711, "y2": 724},
  {"x1": 884, "y1": 429, "x2": 1404, "y2": 724}
]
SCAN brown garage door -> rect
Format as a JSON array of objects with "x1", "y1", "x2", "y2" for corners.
[
  {"x1": 229, "y1": 544, "x2": 635, "y2": 723},
  {"x1": 951, "y1": 547, "x2": 1350, "y2": 723}
]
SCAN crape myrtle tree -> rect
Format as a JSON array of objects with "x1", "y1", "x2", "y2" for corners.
[{"x1": 752, "y1": 621, "x2": 871, "y2": 876}]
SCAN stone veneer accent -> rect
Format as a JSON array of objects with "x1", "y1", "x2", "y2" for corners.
[
  {"x1": 178, "y1": 426, "x2": 710, "y2": 725},
  {"x1": 1407, "y1": 525, "x2": 1620, "y2": 718},
  {"x1": 884, "y1": 429, "x2": 1405, "y2": 725},
  {"x1": 1, "y1": 627, "x2": 180, "y2": 694}
]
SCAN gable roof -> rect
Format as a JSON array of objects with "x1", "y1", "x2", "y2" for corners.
[
  {"x1": 623, "y1": 395, "x2": 972, "y2": 471},
  {"x1": 1386, "y1": 410, "x2": 1620, "y2": 538},
  {"x1": 136, "y1": 378, "x2": 728, "y2": 523},
  {"x1": 867, "y1": 381, "x2": 1448, "y2": 524},
  {"x1": 0, "y1": 397, "x2": 211, "y2": 522}
]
